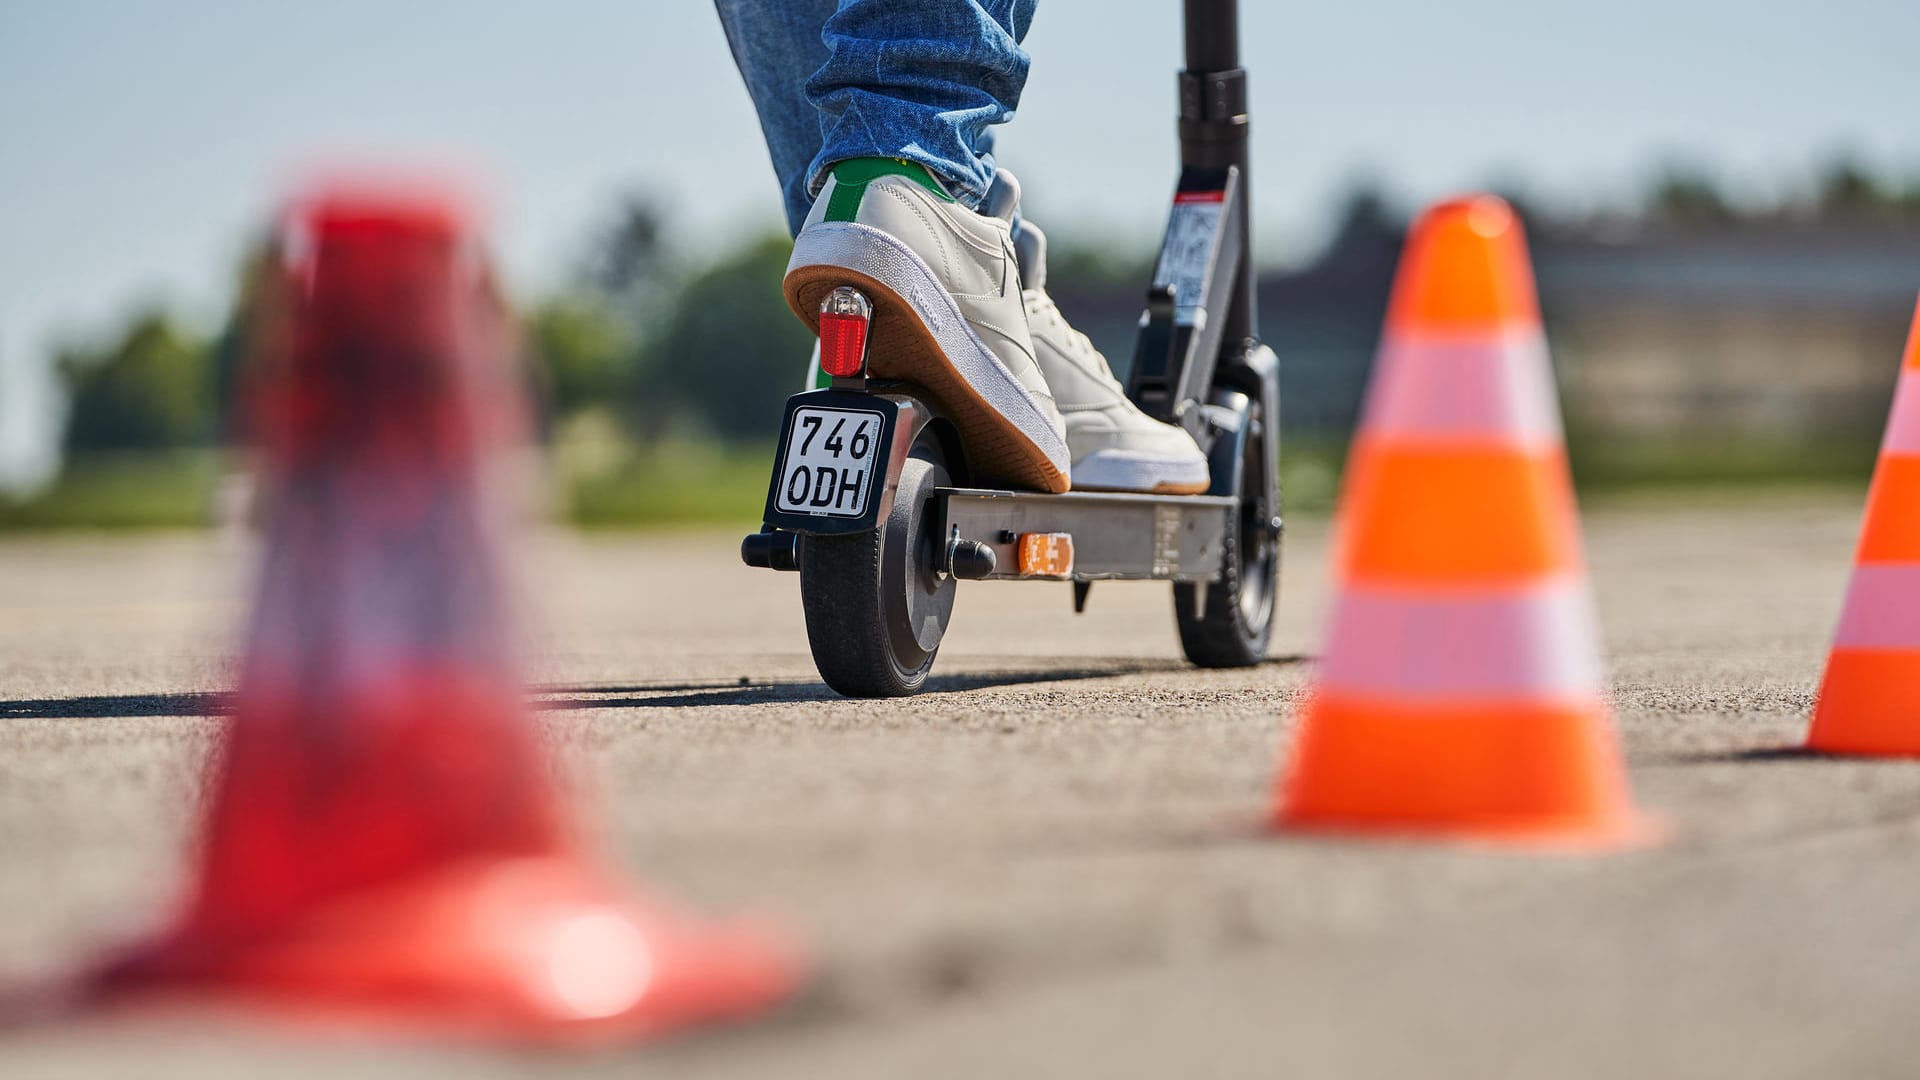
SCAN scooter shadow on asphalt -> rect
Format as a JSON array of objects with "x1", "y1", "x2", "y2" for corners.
[
  {"x1": 0, "y1": 656, "x2": 1311, "y2": 719},
  {"x1": 535, "y1": 654, "x2": 1309, "y2": 710}
]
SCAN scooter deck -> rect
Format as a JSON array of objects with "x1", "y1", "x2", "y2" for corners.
[{"x1": 936, "y1": 487, "x2": 1236, "y2": 582}]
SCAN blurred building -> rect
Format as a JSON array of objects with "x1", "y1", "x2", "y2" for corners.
[
  {"x1": 1540, "y1": 228, "x2": 1920, "y2": 448},
  {"x1": 1055, "y1": 208, "x2": 1920, "y2": 471}
]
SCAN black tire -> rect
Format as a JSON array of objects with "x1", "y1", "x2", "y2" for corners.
[
  {"x1": 800, "y1": 436, "x2": 956, "y2": 696},
  {"x1": 1175, "y1": 397, "x2": 1279, "y2": 667}
]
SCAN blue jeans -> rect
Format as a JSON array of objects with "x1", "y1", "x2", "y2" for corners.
[{"x1": 715, "y1": 0, "x2": 1036, "y2": 235}]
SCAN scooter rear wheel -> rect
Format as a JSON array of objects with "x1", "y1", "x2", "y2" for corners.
[
  {"x1": 799, "y1": 433, "x2": 956, "y2": 697},
  {"x1": 1175, "y1": 394, "x2": 1278, "y2": 667}
]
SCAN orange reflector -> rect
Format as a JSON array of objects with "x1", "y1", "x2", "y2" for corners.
[{"x1": 1016, "y1": 533, "x2": 1074, "y2": 578}]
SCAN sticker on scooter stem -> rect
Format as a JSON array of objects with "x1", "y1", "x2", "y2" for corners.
[
  {"x1": 775, "y1": 406, "x2": 884, "y2": 518},
  {"x1": 1153, "y1": 189, "x2": 1224, "y2": 328}
]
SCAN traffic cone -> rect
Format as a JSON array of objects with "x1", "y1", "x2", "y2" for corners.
[
  {"x1": 1807, "y1": 296, "x2": 1920, "y2": 755},
  {"x1": 89, "y1": 181, "x2": 801, "y2": 1040},
  {"x1": 1274, "y1": 195, "x2": 1653, "y2": 847}
]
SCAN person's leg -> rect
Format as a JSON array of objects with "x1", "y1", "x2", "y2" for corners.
[
  {"x1": 720, "y1": 0, "x2": 1203, "y2": 494},
  {"x1": 804, "y1": 0, "x2": 1033, "y2": 212},
  {"x1": 714, "y1": 0, "x2": 840, "y2": 236},
  {"x1": 717, "y1": 0, "x2": 1028, "y2": 232}
]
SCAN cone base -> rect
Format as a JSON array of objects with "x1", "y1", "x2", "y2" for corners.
[
  {"x1": 1275, "y1": 695, "x2": 1659, "y2": 852},
  {"x1": 1806, "y1": 649, "x2": 1920, "y2": 757},
  {"x1": 1803, "y1": 736, "x2": 1920, "y2": 759},
  {"x1": 88, "y1": 856, "x2": 801, "y2": 1046}
]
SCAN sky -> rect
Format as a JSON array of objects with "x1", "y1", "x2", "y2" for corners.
[{"x1": 2, "y1": 0, "x2": 1915, "y2": 488}]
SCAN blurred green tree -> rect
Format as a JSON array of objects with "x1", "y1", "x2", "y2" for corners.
[
  {"x1": 517, "y1": 193, "x2": 668, "y2": 435},
  {"x1": 1816, "y1": 157, "x2": 1887, "y2": 220},
  {"x1": 1648, "y1": 167, "x2": 1736, "y2": 227},
  {"x1": 635, "y1": 233, "x2": 811, "y2": 441},
  {"x1": 527, "y1": 293, "x2": 636, "y2": 419},
  {"x1": 59, "y1": 310, "x2": 212, "y2": 452},
  {"x1": 586, "y1": 194, "x2": 672, "y2": 328},
  {"x1": 209, "y1": 232, "x2": 278, "y2": 444}
]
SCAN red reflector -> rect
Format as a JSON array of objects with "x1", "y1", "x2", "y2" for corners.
[{"x1": 818, "y1": 311, "x2": 869, "y2": 378}]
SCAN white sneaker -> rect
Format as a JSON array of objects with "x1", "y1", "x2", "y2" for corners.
[
  {"x1": 785, "y1": 159, "x2": 1070, "y2": 493},
  {"x1": 1014, "y1": 222, "x2": 1211, "y2": 495}
]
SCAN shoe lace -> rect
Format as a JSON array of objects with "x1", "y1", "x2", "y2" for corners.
[{"x1": 1025, "y1": 289, "x2": 1123, "y2": 390}]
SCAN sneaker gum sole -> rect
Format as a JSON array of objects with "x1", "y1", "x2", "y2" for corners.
[{"x1": 785, "y1": 227, "x2": 1069, "y2": 495}]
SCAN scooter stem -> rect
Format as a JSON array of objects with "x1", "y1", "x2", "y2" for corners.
[{"x1": 1179, "y1": 0, "x2": 1254, "y2": 342}]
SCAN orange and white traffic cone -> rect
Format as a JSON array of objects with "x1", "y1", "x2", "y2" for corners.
[
  {"x1": 1807, "y1": 296, "x2": 1920, "y2": 755},
  {"x1": 90, "y1": 181, "x2": 801, "y2": 1041},
  {"x1": 1275, "y1": 195, "x2": 1653, "y2": 847}
]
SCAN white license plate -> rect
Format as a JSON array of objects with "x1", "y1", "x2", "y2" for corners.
[{"x1": 775, "y1": 406, "x2": 885, "y2": 518}]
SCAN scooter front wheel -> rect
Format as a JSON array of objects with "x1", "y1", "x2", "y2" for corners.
[
  {"x1": 1175, "y1": 390, "x2": 1279, "y2": 667},
  {"x1": 799, "y1": 433, "x2": 956, "y2": 697}
]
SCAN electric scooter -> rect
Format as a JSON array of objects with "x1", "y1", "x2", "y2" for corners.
[{"x1": 742, "y1": 0, "x2": 1281, "y2": 697}]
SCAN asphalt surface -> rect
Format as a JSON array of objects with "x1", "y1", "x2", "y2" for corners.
[{"x1": 3, "y1": 491, "x2": 1915, "y2": 1078}]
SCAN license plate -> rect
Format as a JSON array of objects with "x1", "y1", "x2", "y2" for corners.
[{"x1": 773, "y1": 405, "x2": 885, "y2": 518}]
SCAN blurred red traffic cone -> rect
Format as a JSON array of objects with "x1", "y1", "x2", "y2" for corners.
[
  {"x1": 91, "y1": 181, "x2": 800, "y2": 1041},
  {"x1": 1807, "y1": 295, "x2": 1920, "y2": 754},
  {"x1": 1275, "y1": 195, "x2": 1654, "y2": 847}
]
